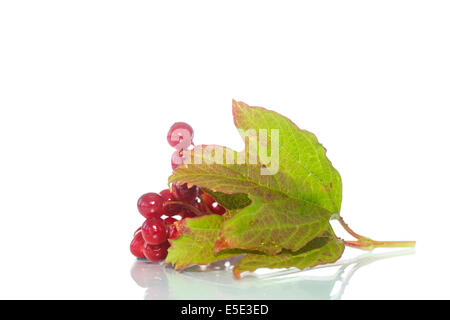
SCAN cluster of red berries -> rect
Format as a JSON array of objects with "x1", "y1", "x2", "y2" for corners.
[{"x1": 130, "y1": 122, "x2": 226, "y2": 262}]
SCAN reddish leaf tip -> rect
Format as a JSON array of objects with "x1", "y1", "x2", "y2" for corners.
[{"x1": 232, "y1": 267, "x2": 242, "y2": 280}]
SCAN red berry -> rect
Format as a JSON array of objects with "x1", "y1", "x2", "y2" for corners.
[
  {"x1": 202, "y1": 193, "x2": 226, "y2": 215},
  {"x1": 165, "y1": 217, "x2": 179, "y2": 239},
  {"x1": 159, "y1": 189, "x2": 174, "y2": 203},
  {"x1": 141, "y1": 217, "x2": 167, "y2": 245},
  {"x1": 137, "y1": 193, "x2": 164, "y2": 219},
  {"x1": 164, "y1": 217, "x2": 177, "y2": 225},
  {"x1": 167, "y1": 122, "x2": 193, "y2": 149},
  {"x1": 211, "y1": 202, "x2": 226, "y2": 215},
  {"x1": 167, "y1": 224, "x2": 179, "y2": 240},
  {"x1": 172, "y1": 183, "x2": 198, "y2": 202},
  {"x1": 142, "y1": 241, "x2": 170, "y2": 262},
  {"x1": 130, "y1": 231, "x2": 146, "y2": 259}
]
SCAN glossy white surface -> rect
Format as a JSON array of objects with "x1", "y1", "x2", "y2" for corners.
[
  {"x1": 131, "y1": 249, "x2": 417, "y2": 300},
  {"x1": 0, "y1": 1, "x2": 449, "y2": 299}
]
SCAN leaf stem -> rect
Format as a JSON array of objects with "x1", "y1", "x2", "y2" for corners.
[
  {"x1": 338, "y1": 216, "x2": 366, "y2": 240},
  {"x1": 343, "y1": 240, "x2": 416, "y2": 250},
  {"x1": 339, "y1": 217, "x2": 416, "y2": 250}
]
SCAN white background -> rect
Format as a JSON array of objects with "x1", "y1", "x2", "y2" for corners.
[{"x1": 0, "y1": 1, "x2": 449, "y2": 299}]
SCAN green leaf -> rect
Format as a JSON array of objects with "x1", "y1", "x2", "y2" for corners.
[
  {"x1": 232, "y1": 229, "x2": 345, "y2": 279},
  {"x1": 202, "y1": 188, "x2": 251, "y2": 210},
  {"x1": 232, "y1": 100, "x2": 342, "y2": 214},
  {"x1": 215, "y1": 196, "x2": 331, "y2": 255},
  {"x1": 165, "y1": 215, "x2": 242, "y2": 270}
]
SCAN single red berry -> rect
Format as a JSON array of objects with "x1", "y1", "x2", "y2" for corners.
[
  {"x1": 164, "y1": 217, "x2": 177, "y2": 225},
  {"x1": 201, "y1": 193, "x2": 226, "y2": 215},
  {"x1": 130, "y1": 231, "x2": 146, "y2": 259},
  {"x1": 141, "y1": 217, "x2": 167, "y2": 245},
  {"x1": 210, "y1": 202, "x2": 226, "y2": 215},
  {"x1": 159, "y1": 189, "x2": 174, "y2": 203},
  {"x1": 167, "y1": 122, "x2": 193, "y2": 149},
  {"x1": 137, "y1": 193, "x2": 164, "y2": 219},
  {"x1": 142, "y1": 241, "x2": 170, "y2": 262},
  {"x1": 167, "y1": 224, "x2": 179, "y2": 240}
]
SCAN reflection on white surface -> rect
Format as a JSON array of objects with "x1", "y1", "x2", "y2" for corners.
[{"x1": 131, "y1": 249, "x2": 415, "y2": 300}]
